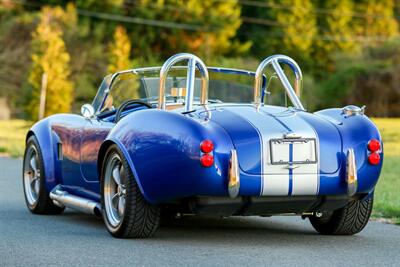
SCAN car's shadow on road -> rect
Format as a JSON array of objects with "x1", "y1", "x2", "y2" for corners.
[
  {"x1": 16, "y1": 208, "x2": 370, "y2": 246},
  {"x1": 156, "y1": 216, "x2": 320, "y2": 241},
  {"x1": 58, "y1": 210, "x2": 347, "y2": 244}
]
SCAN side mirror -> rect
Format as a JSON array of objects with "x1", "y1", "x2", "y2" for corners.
[{"x1": 81, "y1": 104, "x2": 95, "y2": 119}]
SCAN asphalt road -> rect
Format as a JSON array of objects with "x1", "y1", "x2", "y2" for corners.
[{"x1": 0, "y1": 157, "x2": 399, "y2": 267}]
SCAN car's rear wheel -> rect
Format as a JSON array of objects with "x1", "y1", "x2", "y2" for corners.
[
  {"x1": 23, "y1": 136, "x2": 64, "y2": 214},
  {"x1": 101, "y1": 145, "x2": 160, "y2": 238},
  {"x1": 309, "y1": 196, "x2": 373, "y2": 235}
]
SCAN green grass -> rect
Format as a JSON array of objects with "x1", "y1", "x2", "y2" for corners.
[
  {"x1": 0, "y1": 120, "x2": 32, "y2": 158},
  {"x1": 0, "y1": 118, "x2": 399, "y2": 223},
  {"x1": 371, "y1": 118, "x2": 400, "y2": 224}
]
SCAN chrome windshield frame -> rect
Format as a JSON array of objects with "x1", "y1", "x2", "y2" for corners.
[{"x1": 93, "y1": 66, "x2": 266, "y2": 115}]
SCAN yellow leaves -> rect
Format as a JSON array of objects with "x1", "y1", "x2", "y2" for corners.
[
  {"x1": 315, "y1": 0, "x2": 360, "y2": 67},
  {"x1": 136, "y1": 0, "x2": 248, "y2": 57},
  {"x1": 108, "y1": 25, "x2": 131, "y2": 74},
  {"x1": 27, "y1": 5, "x2": 74, "y2": 120},
  {"x1": 275, "y1": 0, "x2": 317, "y2": 56},
  {"x1": 362, "y1": 0, "x2": 398, "y2": 41}
]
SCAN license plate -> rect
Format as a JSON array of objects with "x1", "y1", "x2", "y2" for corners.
[{"x1": 269, "y1": 138, "x2": 317, "y2": 165}]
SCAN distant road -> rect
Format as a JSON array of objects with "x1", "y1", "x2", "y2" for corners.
[{"x1": 1, "y1": 157, "x2": 399, "y2": 267}]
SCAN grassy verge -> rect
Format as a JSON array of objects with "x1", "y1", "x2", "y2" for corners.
[
  {"x1": 0, "y1": 120, "x2": 32, "y2": 158},
  {"x1": 0, "y1": 118, "x2": 399, "y2": 223},
  {"x1": 371, "y1": 118, "x2": 400, "y2": 224}
]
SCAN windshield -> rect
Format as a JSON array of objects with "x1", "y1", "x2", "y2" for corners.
[{"x1": 92, "y1": 67, "x2": 269, "y2": 113}]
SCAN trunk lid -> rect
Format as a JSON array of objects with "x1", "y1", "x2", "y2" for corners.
[{"x1": 210, "y1": 105, "x2": 342, "y2": 175}]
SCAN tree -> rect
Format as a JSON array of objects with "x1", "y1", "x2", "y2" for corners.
[
  {"x1": 27, "y1": 5, "x2": 74, "y2": 120},
  {"x1": 269, "y1": 0, "x2": 317, "y2": 62},
  {"x1": 107, "y1": 25, "x2": 141, "y2": 101},
  {"x1": 108, "y1": 25, "x2": 131, "y2": 74},
  {"x1": 313, "y1": 0, "x2": 360, "y2": 74},
  {"x1": 123, "y1": 0, "x2": 249, "y2": 60},
  {"x1": 358, "y1": 0, "x2": 398, "y2": 44}
]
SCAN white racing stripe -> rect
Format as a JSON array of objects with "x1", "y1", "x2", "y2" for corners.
[
  {"x1": 280, "y1": 112, "x2": 319, "y2": 195},
  {"x1": 230, "y1": 107, "x2": 319, "y2": 196}
]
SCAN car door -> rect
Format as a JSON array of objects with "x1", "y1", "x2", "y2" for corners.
[
  {"x1": 51, "y1": 115, "x2": 86, "y2": 189},
  {"x1": 80, "y1": 117, "x2": 114, "y2": 184}
]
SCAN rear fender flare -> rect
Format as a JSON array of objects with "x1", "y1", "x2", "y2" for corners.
[
  {"x1": 97, "y1": 138, "x2": 150, "y2": 202},
  {"x1": 315, "y1": 108, "x2": 383, "y2": 193}
]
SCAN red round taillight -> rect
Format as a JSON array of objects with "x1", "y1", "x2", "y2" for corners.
[
  {"x1": 200, "y1": 140, "x2": 214, "y2": 153},
  {"x1": 368, "y1": 153, "x2": 380, "y2": 165},
  {"x1": 368, "y1": 139, "x2": 381, "y2": 152},
  {"x1": 200, "y1": 154, "x2": 214, "y2": 167}
]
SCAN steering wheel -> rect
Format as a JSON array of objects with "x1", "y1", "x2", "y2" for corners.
[{"x1": 115, "y1": 100, "x2": 152, "y2": 123}]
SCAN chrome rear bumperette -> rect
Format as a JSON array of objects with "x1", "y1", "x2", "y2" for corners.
[
  {"x1": 346, "y1": 148, "x2": 358, "y2": 196},
  {"x1": 228, "y1": 149, "x2": 240, "y2": 198}
]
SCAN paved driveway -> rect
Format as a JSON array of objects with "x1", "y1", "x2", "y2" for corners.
[{"x1": 0, "y1": 157, "x2": 399, "y2": 266}]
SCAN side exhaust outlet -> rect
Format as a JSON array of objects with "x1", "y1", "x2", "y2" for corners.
[{"x1": 50, "y1": 185, "x2": 101, "y2": 216}]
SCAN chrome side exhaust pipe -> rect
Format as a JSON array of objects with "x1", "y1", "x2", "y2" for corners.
[{"x1": 50, "y1": 186, "x2": 101, "y2": 216}]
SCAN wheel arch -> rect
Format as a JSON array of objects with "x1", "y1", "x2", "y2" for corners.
[
  {"x1": 97, "y1": 138, "x2": 152, "y2": 203},
  {"x1": 25, "y1": 119, "x2": 61, "y2": 192}
]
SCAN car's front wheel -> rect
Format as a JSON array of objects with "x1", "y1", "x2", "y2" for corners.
[
  {"x1": 23, "y1": 136, "x2": 64, "y2": 214},
  {"x1": 309, "y1": 196, "x2": 373, "y2": 235},
  {"x1": 101, "y1": 145, "x2": 160, "y2": 238}
]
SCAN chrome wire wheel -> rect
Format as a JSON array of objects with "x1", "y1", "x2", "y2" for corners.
[
  {"x1": 104, "y1": 154, "x2": 126, "y2": 227},
  {"x1": 23, "y1": 145, "x2": 40, "y2": 206}
]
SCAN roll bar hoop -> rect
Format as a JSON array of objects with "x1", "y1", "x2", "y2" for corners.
[
  {"x1": 158, "y1": 53, "x2": 209, "y2": 112},
  {"x1": 254, "y1": 55, "x2": 304, "y2": 110}
]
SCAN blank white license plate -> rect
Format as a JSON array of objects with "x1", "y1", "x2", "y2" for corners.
[{"x1": 270, "y1": 138, "x2": 317, "y2": 165}]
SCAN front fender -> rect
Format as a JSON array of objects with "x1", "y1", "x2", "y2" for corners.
[{"x1": 27, "y1": 117, "x2": 62, "y2": 192}]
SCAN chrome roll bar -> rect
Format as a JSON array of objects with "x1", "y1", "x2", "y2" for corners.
[
  {"x1": 254, "y1": 55, "x2": 304, "y2": 110},
  {"x1": 158, "y1": 53, "x2": 209, "y2": 112}
]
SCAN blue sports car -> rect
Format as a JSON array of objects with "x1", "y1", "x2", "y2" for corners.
[{"x1": 23, "y1": 53, "x2": 383, "y2": 238}]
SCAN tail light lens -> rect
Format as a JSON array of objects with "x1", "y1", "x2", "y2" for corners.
[
  {"x1": 200, "y1": 139, "x2": 214, "y2": 167},
  {"x1": 200, "y1": 154, "x2": 214, "y2": 167},
  {"x1": 200, "y1": 140, "x2": 214, "y2": 153},
  {"x1": 368, "y1": 153, "x2": 380, "y2": 165},
  {"x1": 368, "y1": 139, "x2": 381, "y2": 152}
]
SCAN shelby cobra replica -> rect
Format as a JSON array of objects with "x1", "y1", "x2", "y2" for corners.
[{"x1": 23, "y1": 53, "x2": 383, "y2": 238}]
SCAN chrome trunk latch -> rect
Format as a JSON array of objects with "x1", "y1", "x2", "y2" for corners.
[{"x1": 284, "y1": 165, "x2": 300, "y2": 170}]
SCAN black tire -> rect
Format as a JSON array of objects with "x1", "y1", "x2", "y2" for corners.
[
  {"x1": 309, "y1": 197, "x2": 373, "y2": 235},
  {"x1": 100, "y1": 145, "x2": 160, "y2": 238},
  {"x1": 22, "y1": 136, "x2": 65, "y2": 215}
]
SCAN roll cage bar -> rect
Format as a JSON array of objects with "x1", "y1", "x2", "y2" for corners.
[{"x1": 98, "y1": 53, "x2": 304, "y2": 115}]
